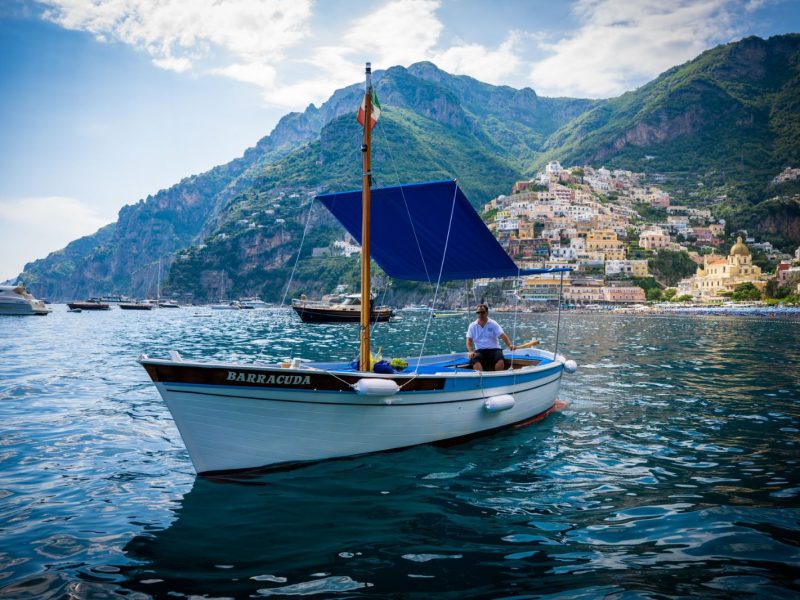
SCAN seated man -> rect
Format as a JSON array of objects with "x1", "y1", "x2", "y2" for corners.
[{"x1": 466, "y1": 303, "x2": 515, "y2": 371}]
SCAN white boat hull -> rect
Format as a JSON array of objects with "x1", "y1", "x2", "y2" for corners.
[
  {"x1": 0, "y1": 300, "x2": 50, "y2": 315},
  {"x1": 141, "y1": 352, "x2": 565, "y2": 474}
]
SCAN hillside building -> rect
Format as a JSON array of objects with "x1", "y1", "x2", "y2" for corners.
[
  {"x1": 639, "y1": 228, "x2": 671, "y2": 250},
  {"x1": 691, "y1": 237, "x2": 765, "y2": 300},
  {"x1": 586, "y1": 230, "x2": 625, "y2": 260},
  {"x1": 605, "y1": 260, "x2": 649, "y2": 277}
]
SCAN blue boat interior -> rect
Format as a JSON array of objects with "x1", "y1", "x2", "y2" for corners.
[{"x1": 307, "y1": 351, "x2": 551, "y2": 375}]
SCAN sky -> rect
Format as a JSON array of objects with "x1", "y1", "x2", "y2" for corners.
[{"x1": 1, "y1": 0, "x2": 798, "y2": 281}]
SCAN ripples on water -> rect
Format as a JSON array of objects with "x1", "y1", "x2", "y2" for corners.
[{"x1": 0, "y1": 307, "x2": 799, "y2": 598}]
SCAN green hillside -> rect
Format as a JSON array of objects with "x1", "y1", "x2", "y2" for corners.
[{"x1": 539, "y1": 35, "x2": 800, "y2": 200}]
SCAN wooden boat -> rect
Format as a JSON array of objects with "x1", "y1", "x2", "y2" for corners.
[
  {"x1": 67, "y1": 300, "x2": 109, "y2": 310},
  {"x1": 140, "y1": 64, "x2": 576, "y2": 475},
  {"x1": 292, "y1": 293, "x2": 393, "y2": 323}
]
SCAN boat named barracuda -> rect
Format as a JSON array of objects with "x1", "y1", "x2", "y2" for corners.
[{"x1": 226, "y1": 371, "x2": 311, "y2": 385}]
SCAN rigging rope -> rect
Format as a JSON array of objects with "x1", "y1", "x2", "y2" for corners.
[
  {"x1": 414, "y1": 181, "x2": 459, "y2": 371},
  {"x1": 374, "y1": 120, "x2": 434, "y2": 287},
  {"x1": 255, "y1": 198, "x2": 316, "y2": 363}
]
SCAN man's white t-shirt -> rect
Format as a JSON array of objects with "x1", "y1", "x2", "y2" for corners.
[{"x1": 466, "y1": 318, "x2": 504, "y2": 350}]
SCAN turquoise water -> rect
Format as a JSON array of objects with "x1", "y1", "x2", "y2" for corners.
[{"x1": 1, "y1": 307, "x2": 799, "y2": 598}]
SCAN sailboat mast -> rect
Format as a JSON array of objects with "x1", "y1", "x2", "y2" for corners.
[{"x1": 359, "y1": 62, "x2": 373, "y2": 372}]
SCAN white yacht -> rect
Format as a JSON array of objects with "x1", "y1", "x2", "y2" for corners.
[
  {"x1": 0, "y1": 284, "x2": 51, "y2": 316},
  {"x1": 238, "y1": 297, "x2": 269, "y2": 309}
]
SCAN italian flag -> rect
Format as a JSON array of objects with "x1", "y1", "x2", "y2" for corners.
[{"x1": 357, "y1": 91, "x2": 381, "y2": 130}]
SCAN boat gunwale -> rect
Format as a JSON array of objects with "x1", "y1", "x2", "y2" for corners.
[{"x1": 138, "y1": 350, "x2": 563, "y2": 381}]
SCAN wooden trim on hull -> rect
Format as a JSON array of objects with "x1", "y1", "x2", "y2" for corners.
[
  {"x1": 292, "y1": 305, "x2": 393, "y2": 323},
  {"x1": 142, "y1": 362, "x2": 447, "y2": 392},
  {"x1": 199, "y1": 400, "x2": 559, "y2": 477}
]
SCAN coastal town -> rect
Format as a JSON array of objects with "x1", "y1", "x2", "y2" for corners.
[{"x1": 471, "y1": 162, "x2": 800, "y2": 308}]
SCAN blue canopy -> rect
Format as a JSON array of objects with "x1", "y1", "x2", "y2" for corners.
[{"x1": 317, "y1": 180, "x2": 570, "y2": 282}]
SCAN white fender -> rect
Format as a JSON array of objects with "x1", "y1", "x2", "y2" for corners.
[
  {"x1": 484, "y1": 394, "x2": 515, "y2": 412},
  {"x1": 354, "y1": 378, "x2": 400, "y2": 396},
  {"x1": 563, "y1": 359, "x2": 578, "y2": 374}
]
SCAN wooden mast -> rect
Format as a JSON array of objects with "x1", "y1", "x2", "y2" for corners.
[{"x1": 359, "y1": 62, "x2": 373, "y2": 372}]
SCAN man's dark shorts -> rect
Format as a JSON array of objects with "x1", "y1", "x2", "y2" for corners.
[{"x1": 470, "y1": 348, "x2": 504, "y2": 371}]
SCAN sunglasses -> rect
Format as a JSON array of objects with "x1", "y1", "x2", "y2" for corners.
[{"x1": 476, "y1": 310, "x2": 487, "y2": 314}]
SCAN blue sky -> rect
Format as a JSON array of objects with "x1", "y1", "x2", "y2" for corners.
[{"x1": 1, "y1": 0, "x2": 798, "y2": 281}]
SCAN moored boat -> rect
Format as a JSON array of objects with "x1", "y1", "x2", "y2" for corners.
[
  {"x1": 67, "y1": 300, "x2": 110, "y2": 311},
  {"x1": 119, "y1": 301, "x2": 155, "y2": 310},
  {"x1": 140, "y1": 63, "x2": 576, "y2": 475},
  {"x1": 211, "y1": 302, "x2": 241, "y2": 310},
  {"x1": 239, "y1": 297, "x2": 269, "y2": 309},
  {"x1": 292, "y1": 293, "x2": 394, "y2": 323},
  {"x1": 0, "y1": 284, "x2": 51, "y2": 316}
]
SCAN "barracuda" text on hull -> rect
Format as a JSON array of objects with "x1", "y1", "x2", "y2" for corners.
[{"x1": 226, "y1": 371, "x2": 312, "y2": 385}]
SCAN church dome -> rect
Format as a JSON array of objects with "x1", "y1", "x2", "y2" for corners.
[{"x1": 730, "y1": 236, "x2": 750, "y2": 257}]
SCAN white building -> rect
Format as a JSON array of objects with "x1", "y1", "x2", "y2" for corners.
[{"x1": 545, "y1": 161, "x2": 563, "y2": 176}]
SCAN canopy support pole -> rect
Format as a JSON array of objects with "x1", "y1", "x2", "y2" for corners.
[{"x1": 554, "y1": 271, "x2": 564, "y2": 359}]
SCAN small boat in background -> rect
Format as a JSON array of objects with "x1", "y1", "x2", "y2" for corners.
[
  {"x1": 158, "y1": 300, "x2": 180, "y2": 308},
  {"x1": 211, "y1": 302, "x2": 241, "y2": 310},
  {"x1": 0, "y1": 284, "x2": 51, "y2": 315},
  {"x1": 239, "y1": 297, "x2": 269, "y2": 309},
  {"x1": 67, "y1": 307, "x2": 82, "y2": 313},
  {"x1": 433, "y1": 310, "x2": 464, "y2": 318},
  {"x1": 119, "y1": 301, "x2": 154, "y2": 310},
  {"x1": 67, "y1": 300, "x2": 110, "y2": 311},
  {"x1": 292, "y1": 293, "x2": 394, "y2": 323},
  {"x1": 401, "y1": 304, "x2": 430, "y2": 312}
]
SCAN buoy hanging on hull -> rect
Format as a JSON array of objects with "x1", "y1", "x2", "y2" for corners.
[{"x1": 484, "y1": 394, "x2": 515, "y2": 412}]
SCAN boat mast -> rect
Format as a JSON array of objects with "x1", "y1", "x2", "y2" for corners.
[{"x1": 359, "y1": 62, "x2": 373, "y2": 372}]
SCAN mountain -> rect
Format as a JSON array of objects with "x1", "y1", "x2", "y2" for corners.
[
  {"x1": 538, "y1": 34, "x2": 800, "y2": 198},
  {"x1": 18, "y1": 34, "x2": 800, "y2": 302},
  {"x1": 20, "y1": 63, "x2": 593, "y2": 301}
]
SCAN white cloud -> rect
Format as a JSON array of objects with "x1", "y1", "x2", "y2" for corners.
[
  {"x1": 37, "y1": 0, "x2": 762, "y2": 108},
  {"x1": 433, "y1": 32, "x2": 523, "y2": 85},
  {"x1": 529, "y1": 0, "x2": 745, "y2": 98},
  {"x1": 40, "y1": 0, "x2": 313, "y2": 79},
  {"x1": 0, "y1": 196, "x2": 111, "y2": 280},
  {"x1": 342, "y1": 0, "x2": 443, "y2": 67}
]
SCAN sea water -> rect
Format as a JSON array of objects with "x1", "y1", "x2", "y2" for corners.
[{"x1": 0, "y1": 307, "x2": 799, "y2": 598}]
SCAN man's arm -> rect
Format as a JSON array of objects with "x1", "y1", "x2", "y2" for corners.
[
  {"x1": 500, "y1": 332, "x2": 515, "y2": 351},
  {"x1": 466, "y1": 336, "x2": 476, "y2": 357}
]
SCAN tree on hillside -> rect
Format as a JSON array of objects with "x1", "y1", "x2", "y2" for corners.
[
  {"x1": 649, "y1": 250, "x2": 697, "y2": 285},
  {"x1": 646, "y1": 288, "x2": 663, "y2": 302},
  {"x1": 731, "y1": 282, "x2": 762, "y2": 301}
]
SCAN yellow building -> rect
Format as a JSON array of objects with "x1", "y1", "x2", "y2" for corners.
[
  {"x1": 639, "y1": 228, "x2": 671, "y2": 250},
  {"x1": 586, "y1": 229, "x2": 625, "y2": 260},
  {"x1": 692, "y1": 237, "x2": 765, "y2": 300},
  {"x1": 520, "y1": 276, "x2": 571, "y2": 302}
]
